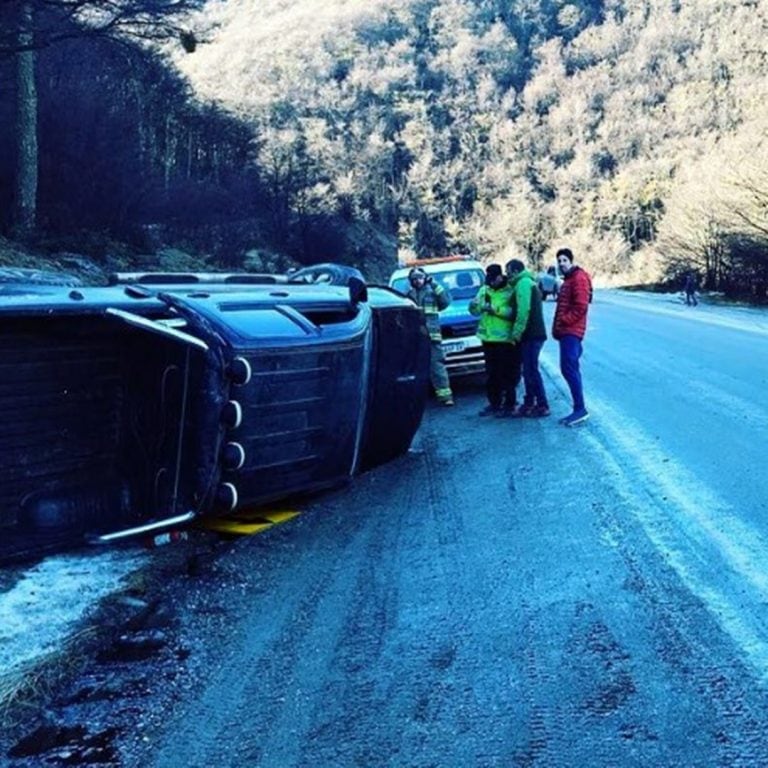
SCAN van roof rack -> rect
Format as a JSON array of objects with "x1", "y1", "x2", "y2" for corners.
[
  {"x1": 398, "y1": 255, "x2": 475, "y2": 268},
  {"x1": 108, "y1": 272, "x2": 283, "y2": 286}
]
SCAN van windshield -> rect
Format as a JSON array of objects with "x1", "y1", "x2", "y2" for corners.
[{"x1": 392, "y1": 269, "x2": 484, "y2": 300}]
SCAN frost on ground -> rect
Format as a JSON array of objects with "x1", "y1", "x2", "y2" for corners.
[
  {"x1": 601, "y1": 289, "x2": 768, "y2": 336},
  {"x1": 0, "y1": 550, "x2": 147, "y2": 678}
]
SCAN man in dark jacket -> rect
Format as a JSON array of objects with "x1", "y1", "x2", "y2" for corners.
[
  {"x1": 684, "y1": 271, "x2": 698, "y2": 306},
  {"x1": 505, "y1": 259, "x2": 549, "y2": 417},
  {"x1": 407, "y1": 267, "x2": 454, "y2": 406},
  {"x1": 552, "y1": 248, "x2": 592, "y2": 426}
]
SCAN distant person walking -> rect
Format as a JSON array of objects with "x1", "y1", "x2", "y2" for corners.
[
  {"x1": 407, "y1": 267, "x2": 454, "y2": 406},
  {"x1": 552, "y1": 248, "x2": 592, "y2": 427},
  {"x1": 684, "y1": 271, "x2": 698, "y2": 306},
  {"x1": 505, "y1": 259, "x2": 549, "y2": 417},
  {"x1": 469, "y1": 263, "x2": 518, "y2": 416}
]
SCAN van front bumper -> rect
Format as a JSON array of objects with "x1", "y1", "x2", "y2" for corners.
[{"x1": 442, "y1": 335, "x2": 485, "y2": 376}]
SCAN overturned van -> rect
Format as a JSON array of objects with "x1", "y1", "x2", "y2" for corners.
[{"x1": 0, "y1": 268, "x2": 429, "y2": 560}]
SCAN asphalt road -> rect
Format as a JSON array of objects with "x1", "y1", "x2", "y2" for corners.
[{"x1": 5, "y1": 290, "x2": 768, "y2": 767}]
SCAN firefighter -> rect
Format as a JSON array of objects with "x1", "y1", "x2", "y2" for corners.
[{"x1": 406, "y1": 267, "x2": 454, "y2": 406}]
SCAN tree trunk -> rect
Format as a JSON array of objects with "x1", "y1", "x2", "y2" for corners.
[{"x1": 12, "y1": 0, "x2": 38, "y2": 237}]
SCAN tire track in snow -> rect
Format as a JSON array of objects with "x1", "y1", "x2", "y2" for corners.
[
  {"x1": 592, "y1": 499, "x2": 768, "y2": 767},
  {"x1": 566, "y1": 391, "x2": 768, "y2": 682}
]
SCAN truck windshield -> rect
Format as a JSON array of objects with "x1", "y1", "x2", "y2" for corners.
[
  {"x1": 436, "y1": 269, "x2": 484, "y2": 299},
  {"x1": 392, "y1": 269, "x2": 484, "y2": 300}
]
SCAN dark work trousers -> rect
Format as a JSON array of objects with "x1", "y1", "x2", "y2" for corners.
[
  {"x1": 521, "y1": 338, "x2": 548, "y2": 407},
  {"x1": 483, "y1": 341, "x2": 521, "y2": 410},
  {"x1": 558, "y1": 334, "x2": 585, "y2": 412}
]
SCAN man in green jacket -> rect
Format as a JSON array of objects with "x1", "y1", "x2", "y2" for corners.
[
  {"x1": 506, "y1": 259, "x2": 549, "y2": 417},
  {"x1": 406, "y1": 267, "x2": 454, "y2": 406},
  {"x1": 469, "y1": 263, "x2": 519, "y2": 416}
]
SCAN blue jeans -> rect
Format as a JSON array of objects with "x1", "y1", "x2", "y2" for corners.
[
  {"x1": 559, "y1": 335, "x2": 585, "y2": 412},
  {"x1": 521, "y1": 339, "x2": 548, "y2": 407}
]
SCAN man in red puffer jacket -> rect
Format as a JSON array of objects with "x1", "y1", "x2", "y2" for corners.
[{"x1": 552, "y1": 248, "x2": 593, "y2": 427}]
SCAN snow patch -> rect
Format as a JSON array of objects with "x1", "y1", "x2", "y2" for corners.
[
  {"x1": 0, "y1": 550, "x2": 147, "y2": 675},
  {"x1": 601, "y1": 290, "x2": 768, "y2": 336}
]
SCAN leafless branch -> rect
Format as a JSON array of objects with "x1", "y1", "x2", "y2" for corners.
[{"x1": 0, "y1": 0, "x2": 201, "y2": 57}]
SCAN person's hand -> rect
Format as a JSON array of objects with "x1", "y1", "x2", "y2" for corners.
[{"x1": 424, "y1": 275, "x2": 433, "y2": 285}]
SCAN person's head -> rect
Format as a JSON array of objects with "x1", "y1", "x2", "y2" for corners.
[
  {"x1": 556, "y1": 248, "x2": 575, "y2": 275},
  {"x1": 485, "y1": 263, "x2": 504, "y2": 287},
  {"x1": 408, "y1": 267, "x2": 427, "y2": 287},
  {"x1": 505, "y1": 259, "x2": 525, "y2": 278}
]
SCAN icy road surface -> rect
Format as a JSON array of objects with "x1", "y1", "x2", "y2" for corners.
[{"x1": 3, "y1": 289, "x2": 768, "y2": 767}]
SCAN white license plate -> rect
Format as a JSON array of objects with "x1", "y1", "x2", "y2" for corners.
[{"x1": 443, "y1": 340, "x2": 467, "y2": 355}]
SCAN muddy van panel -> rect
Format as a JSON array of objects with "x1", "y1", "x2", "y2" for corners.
[
  {"x1": 358, "y1": 288, "x2": 430, "y2": 472},
  {"x1": 0, "y1": 312, "x2": 215, "y2": 544}
]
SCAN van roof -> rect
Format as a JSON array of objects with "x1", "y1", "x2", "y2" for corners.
[{"x1": 399, "y1": 255, "x2": 471, "y2": 267}]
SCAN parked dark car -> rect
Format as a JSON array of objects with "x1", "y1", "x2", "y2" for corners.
[
  {"x1": 538, "y1": 265, "x2": 562, "y2": 300},
  {"x1": 0, "y1": 268, "x2": 429, "y2": 561}
]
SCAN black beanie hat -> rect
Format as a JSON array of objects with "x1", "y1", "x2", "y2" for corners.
[{"x1": 485, "y1": 264, "x2": 502, "y2": 281}]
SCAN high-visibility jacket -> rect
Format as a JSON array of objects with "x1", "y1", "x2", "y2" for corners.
[
  {"x1": 469, "y1": 283, "x2": 514, "y2": 343},
  {"x1": 407, "y1": 282, "x2": 450, "y2": 341}
]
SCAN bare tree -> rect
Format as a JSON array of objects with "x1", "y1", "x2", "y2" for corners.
[
  {"x1": 12, "y1": 1, "x2": 37, "y2": 236},
  {"x1": 1, "y1": 0, "x2": 202, "y2": 235},
  {"x1": 0, "y1": 1, "x2": 201, "y2": 57}
]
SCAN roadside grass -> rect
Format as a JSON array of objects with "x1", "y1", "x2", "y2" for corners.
[
  {"x1": 619, "y1": 281, "x2": 678, "y2": 293},
  {"x1": 0, "y1": 626, "x2": 99, "y2": 729},
  {"x1": 0, "y1": 566, "x2": 154, "y2": 732},
  {"x1": 0, "y1": 237, "x2": 45, "y2": 269},
  {"x1": 0, "y1": 234, "x2": 209, "y2": 286}
]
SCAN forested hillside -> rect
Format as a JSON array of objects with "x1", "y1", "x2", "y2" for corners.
[
  {"x1": 177, "y1": 0, "x2": 768, "y2": 294},
  {"x1": 2, "y1": 0, "x2": 767, "y2": 295}
]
